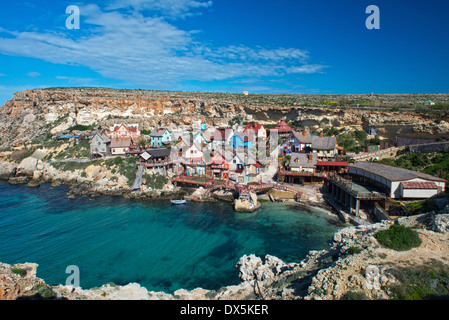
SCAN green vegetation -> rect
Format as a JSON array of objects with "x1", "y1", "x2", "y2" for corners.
[
  {"x1": 144, "y1": 173, "x2": 168, "y2": 189},
  {"x1": 374, "y1": 225, "x2": 422, "y2": 251},
  {"x1": 34, "y1": 284, "x2": 57, "y2": 299},
  {"x1": 11, "y1": 268, "x2": 27, "y2": 277},
  {"x1": 404, "y1": 199, "x2": 440, "y2": 215},
  {"x1": 347, "y1": 246, "x2": 362, "y2": 255},
  {"x1": 228, "y1": 116, "x2": 241, "y2": 127},
  {"x1": 388, "y1": 261, "x2": 449, "y2": 300},
  {"x1": 340, "y1": 291, "x2": 368, "y2": 300},
  {"x1": 337, "y1": 130, "x2": 376, "y2": 154},
  {"x1": 7, "y1": 148, "x2": 36, "y2": 162},
  {"x1": 377, "y1": 150, "x2": 449, "y2": 183},
  {"x1": 105, "y1": 157, "x2": 136, "y2": 183},
  {"x1": 51, "y1": 159, "x2": 102, "y2": 172},
  {"x1": 67, "y1": 124, "x2": 96, "y2": 132},
  {"x1": 53, "y1": 140, "x2": 90, "y2": 159}
]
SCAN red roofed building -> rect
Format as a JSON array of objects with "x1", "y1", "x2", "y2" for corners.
[
  {"x1": 268, "y1": 119, "x2": 293, "y2": 138},
  {"x1": 107, "y1": 123, "x2": 141, "y2": 140}
]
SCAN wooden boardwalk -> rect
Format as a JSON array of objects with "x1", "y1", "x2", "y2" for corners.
[{"x1": 172, "y1": 176, "x2": 298, "y2": 199}]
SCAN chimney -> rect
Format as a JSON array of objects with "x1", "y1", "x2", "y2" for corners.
[
  {"x1": 302, "y1": 130, "x2": 307, "y2": 137},
  {"x1": 320, "y1": 132, "x2": 324, "y2": 138}
]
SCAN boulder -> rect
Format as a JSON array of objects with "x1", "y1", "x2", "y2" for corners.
[
  {"x1": 433, "y1": 213, "x2": 449, "y2": 233},
  {"x1": 16, "y1": 157, "x2": 38, "y2": 177},
  {"x1": 0, "y1": 162, "x2": 17, "y2": 180},
  {"x1": 8, "y1": 176, "x2": 30, "y2": 185},
  {"x1": 236, "y1": 255, "x2": 263, "y2": 281}
]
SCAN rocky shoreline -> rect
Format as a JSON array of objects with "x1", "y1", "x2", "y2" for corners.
[
  {"x1": 1, "y1": 207, "x2": 448, "y2": 300},
  {"x1": 0, "y1": 157, "x2": 190, "y2": 201}
]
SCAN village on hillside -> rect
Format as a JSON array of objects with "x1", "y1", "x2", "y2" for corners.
[{"x1": 57, "y1": 116, "x2": 447, "y2": 221}]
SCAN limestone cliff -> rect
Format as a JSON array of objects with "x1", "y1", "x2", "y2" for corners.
[{"x1": 1, "y1": 88, "x2": 449, "y2": 147}]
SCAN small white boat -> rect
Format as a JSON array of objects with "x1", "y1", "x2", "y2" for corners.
[{"x1": 171, "y1": 199, "x2": 187, "y2": 205}]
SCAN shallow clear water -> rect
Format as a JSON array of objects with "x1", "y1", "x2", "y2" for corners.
[{"x1": 0, "y1": 181, "x2": 343, "y2": 293}]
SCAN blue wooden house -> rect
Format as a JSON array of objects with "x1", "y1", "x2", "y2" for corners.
[
  {"x1": 149, "y1": 128, "x2": 172, "y2": 147},
  {"x1": 231, "y1": 132, "x2": 255, "y2": 149}
]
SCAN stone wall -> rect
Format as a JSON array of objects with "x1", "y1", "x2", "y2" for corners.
[{"x1": 408, "y1": 141, "x2": 449, "y2": 153}]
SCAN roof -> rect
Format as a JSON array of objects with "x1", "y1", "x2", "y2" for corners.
[
  {"x1": 150, "y1": 128, "x2": 170, "y2": 137},
  {"x1": 401, "y1": 181, "x2": 438, "y2": 189},
  {"x1": 146, "y1": 148, "x2": 171, "y2": 158},
  {"x1": 208, "y1": 151, "x2": 227, "y2": 165},
  {"x1": 316, "y1": 161, "x2": 348, "y2": 167},
  {"x1": 92, "y1": 132, "x2": 111, "y2": 143},
  {"x1": 141, "y1": 151, "x2": 151, "y2": 161},
  {"x1": 112, "y1": 123, "x2": 139, "y2": 133},
  {"x1": 186, "y1": 142, "x2": 203, "y2": 152},
  {"x1": 244, "y1": 124, "x2": 265, "y2": 134},
  {"x1": 214, "y1": 128, "x2": 233, "y2": 141},
  {"x1": 350, "y1": 162, "x2": 446, "y2": 183},
  {"x1": 110, "y1": 137, "x2": 132, "y2": 148},
  {"x1": 269, "y1": 120, "x2": 293, "y2": 133},
  {"x1": 292, "y1": 129, "x2": 313, "y2": 144},
  {"x1": 311, "y1": 135, "x2": 337, "y2": 150},
  {"x1": 193, "y1": 131, "x2": 207, "y2": 142},
  {"x1": 289, "y1": 153, "x2": 318, "y2": 168}
]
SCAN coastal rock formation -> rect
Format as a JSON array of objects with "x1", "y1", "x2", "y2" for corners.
[
  {"x1": 0, "y1": 161, "x2": 16, "y2": 180},
  {"x1": 1, "y1": 88, "x2": 449, "y2": 147},
  {"x1": 16, "y1": 157, "x2": 38, "y2": 177}
]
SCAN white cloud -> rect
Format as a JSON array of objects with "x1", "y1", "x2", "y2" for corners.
[
  {"x1": 106, "y1": 0, "x2": 213, "y2": 18},
  {"x1": 0, "y1": 1, "x2": 326, "y2": 89},
  {"x1": 27, "y1": 71, "x2": 41, "y2": 78},
  {"x1": 56, "y1": 76, "x2": 97, "y2": 84}
]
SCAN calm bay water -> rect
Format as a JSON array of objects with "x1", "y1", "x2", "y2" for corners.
[{"x1": 0, "y1": 180, "x2": 343, "y2": 293}]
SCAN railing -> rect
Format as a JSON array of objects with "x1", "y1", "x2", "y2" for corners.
[
  {"x1": 329, "y1": 175, "x2": 386, "y2": 200},
  {"x1": 278, "y1": 169, "x2": 326, "y2": 177},
  {"x1": 172, "y1": 176, "x2": 274, "y2": 194}
]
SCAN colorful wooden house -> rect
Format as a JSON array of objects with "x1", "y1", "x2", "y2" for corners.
[
  {"x1": 107, "y1": 123, "x2": 141, "y2": 140},
  {"x1": 149, "y1": 128, "x2": 172, "y2": 147},
  {"x1": 268, "y1": 119, "x2": 293, "y2": 138},
  {"x1": 207, "y1": 151, "x2": 230, "y2": 180},
  {"x1": 311, "y1": 134, "x2": 338, "y2": 159},
  {"x1": 184, "y1": 142, "x2": 204, "y2": 163},
  {"x1": 243, "y1": 124, "x2": 267, "y2": 141},
  {"x1": 90, "y1": 132, "x2": 111, "y2": 158},
  {"x1": 231, "y1": 132, "x2": 255, "y2": 149},
  {"x1": 110, "y1": 137, "x2": 132, "y2": 155},
  {"x1": 281, "y1": 128, "x2": 313, "y2": 155}
]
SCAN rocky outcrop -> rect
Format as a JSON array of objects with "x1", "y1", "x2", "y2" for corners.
[
  {"x1": 0, "y1": 162, "x2": 16, "y2": 180},
  {"x1": 1, "y1": 88, "x2": 449, "y2": 147}
]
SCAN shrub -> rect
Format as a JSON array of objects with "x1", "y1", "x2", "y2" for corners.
[
  {"x1": 388, "y1": 262, "x2": 449, "y2": 300},
  {"x1": 347, "y1": 246, "x2": 362, "y2": 255},
  {"x1": 374, "y1": 225, "x2": 422, "y2": 251},
  {"x1": 11, "y1": 268, "x2": 27, "y2": 277}
]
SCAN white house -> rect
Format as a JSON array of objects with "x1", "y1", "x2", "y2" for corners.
[
  {"x1": 349, "y1": 162, "x2": 446, "y2": 199},
  {"x1": 184, "y1": 142, "x2": 204, "y2": 163}
]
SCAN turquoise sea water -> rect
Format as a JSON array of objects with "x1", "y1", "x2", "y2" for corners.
[{"x1": 0, "y1": 181, "x2": 343, "y2": 293}]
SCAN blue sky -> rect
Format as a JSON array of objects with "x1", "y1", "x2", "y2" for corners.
[{"x1": 0, "y1": 0, "x2": 448, "y2": 104}]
